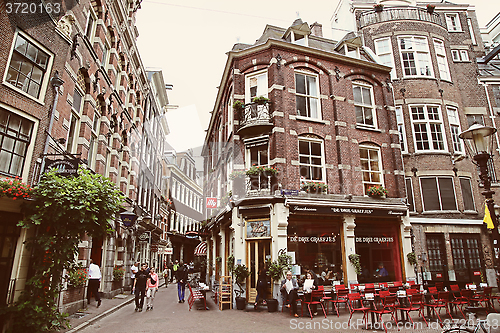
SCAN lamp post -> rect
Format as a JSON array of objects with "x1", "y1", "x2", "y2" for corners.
[{"x1": 459, "y1": 123, "x2": 499, "y2": 285}]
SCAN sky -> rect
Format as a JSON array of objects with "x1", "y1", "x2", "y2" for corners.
[{"x1": 135, "y1": 0, "x2": 499, "y2": 152}]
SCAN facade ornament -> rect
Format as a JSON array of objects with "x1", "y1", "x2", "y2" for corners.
[
  {"x1": 56, "y1": 13, "x2": 75, "y2": 39},
  {"x1": 70, "y1": 33, "x2": 80, "y2": 60}
]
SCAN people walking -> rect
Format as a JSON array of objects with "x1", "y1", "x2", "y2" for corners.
[
  {"x1": 87, "y1": 259, "x2": 102, "y2": 308},
  {"x1": 133, "y1": 263, "x2": 151, "y2": 312},
  {"x1": 130, "y1": 262, "x2": 139, "y2": 294},
  {"x1": 162, "y1": 265, "x2": 170, "y2": 288},
  {"x1": 145, "y1": 267, "x2": 159, "y2": 310},
  {"x1": 176, "y1": 262, "x2": 188, "y2": 303},
  {"x1": 172, "y1": 260, "x2": 179, "y2": 283}
]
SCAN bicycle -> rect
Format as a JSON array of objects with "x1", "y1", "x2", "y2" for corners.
[{"x1": 441, "y1": 307, "x2": 499, "y2": 333}]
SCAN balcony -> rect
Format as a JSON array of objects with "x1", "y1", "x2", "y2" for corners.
[
  {"x1": 358, "y1": 7, "x2": 445, "y2": 29},
  {"x1": 237, "y1": 102, "x2": 273, "y2": 137}
]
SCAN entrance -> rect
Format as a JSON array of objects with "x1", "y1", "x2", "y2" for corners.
[
  {"x1": 0, "y1": 213, "x2": 21, "y2": 306},
  {"x1": 450, "y1": 234, "x2": 484, "y2": 284},
  {"x1": 247, "y1": 240, "x2": 270, "y2": 302}
]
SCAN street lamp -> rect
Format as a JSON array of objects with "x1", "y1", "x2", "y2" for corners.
[{"x1": 459, "y1": 123, "x2": 499, "y2": 283}]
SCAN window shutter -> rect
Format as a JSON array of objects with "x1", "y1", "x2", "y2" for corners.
[
  {"x1": 438, "y1": 177, "x2": 457, "y2": 210},
  {"x1": 421, "y1": 178, "x2": 440, "y2": 211},
  {"x1": 460, "y1": 178, "x2": 475, "y2": 211}
]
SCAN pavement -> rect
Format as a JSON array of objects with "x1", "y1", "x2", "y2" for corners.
[{"x1": 60, "y1": 279, "x2": 493, "y2": 332}]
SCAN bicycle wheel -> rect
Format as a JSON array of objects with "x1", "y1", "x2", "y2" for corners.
[{"x1": 442, "y1": 328, "x2": 474, "y2": 333}]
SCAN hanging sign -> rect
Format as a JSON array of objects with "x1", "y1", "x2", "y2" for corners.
[
  {"x1": 246, "y1": 219, "x2": 270, "y2": 239},
  {"x1": 120, "y1": 212, "x2": 138, "y2": 227},
  {"x1": 165, "y1": 248, "x2": 173, "y2": 255},
  {"x1": 288, "y1": 235, "x2": 337, "y2": 243},
  {"x1": 206, "y1": 197, "x2": 218, "y2": 209},
  {"x1": 44, "y1": 158, "x2": 79, "y2": 176}
]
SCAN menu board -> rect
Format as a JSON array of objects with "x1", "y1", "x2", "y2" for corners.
[{"x1": 246, "y1": 219, "x2": 271, "y2": 239}]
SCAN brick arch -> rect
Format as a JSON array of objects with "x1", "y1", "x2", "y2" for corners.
[
  {"x1": 297, "y1": 133, "x2": 325, "y2": 141},
  {"x1": 239, "y1": 63, "x2": 270, "y2": 75},
  {"x1": 285, "y1": 58, "x2": 329, "y2": 76},
  {"x1": 358, "y1": 141, "x2": 381, "y2": 148},
  {"x1": 343, "y1": 72, "x2": 384, "y2": 88}
]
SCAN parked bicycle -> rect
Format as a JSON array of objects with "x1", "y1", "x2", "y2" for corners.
[{"x1": 442, "y1": 307, "x2": 499, "y2": 333}]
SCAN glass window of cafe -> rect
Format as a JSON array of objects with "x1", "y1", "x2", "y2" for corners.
[
  {"x1": 287, "y1": 218, "x2": 342, "y2": 283},
  {"x1": 354, "y1": 220, "x2": 402, "y2": 283}
]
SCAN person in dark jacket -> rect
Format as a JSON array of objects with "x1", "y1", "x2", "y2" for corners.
[
  {"x1": 133, "y1": 263, "x2": 153, "y2": 311},
  {"x1": 176, "y1": 262, "x2": 189, "y2": 303},
  {"x1": 254, "y1": 267, "x2": 268, "y2": 309}
]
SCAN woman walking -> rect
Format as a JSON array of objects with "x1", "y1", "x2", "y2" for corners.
[{"x1": 145, "y1": 267, "x2": 159, "y2": 310}]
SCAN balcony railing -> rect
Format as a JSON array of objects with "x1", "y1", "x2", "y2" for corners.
[
  {"x1": 237, "y1": 102, "x2": 273, "y2": 137},
  {"x1": 358, "y1": 7, "x2": 445, "y2": 29}
]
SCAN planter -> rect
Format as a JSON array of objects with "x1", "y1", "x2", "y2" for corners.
[
  {"x1": 236, "y1": 297, "x2": 246, "y2": 310},
  {"x1": 427, "y1": 6, "x2": 435, "y2": 13},
  {"x1": 266, "y1": 298, "x2": 278, "y2": 312}
]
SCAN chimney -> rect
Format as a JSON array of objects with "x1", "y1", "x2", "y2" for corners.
[{"x1": 310, "y1": 22, "x2": 323, "y2": 37}]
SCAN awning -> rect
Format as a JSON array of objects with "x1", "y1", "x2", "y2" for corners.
[{"x1": 194, "y1": 242, "x2": 207, "y2": 256}]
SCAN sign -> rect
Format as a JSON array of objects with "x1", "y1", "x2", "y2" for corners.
[
  {"x1": 206, "y1": 197, "x2": 217, "y2": 209},
  {"x1": 138, "y1": 232, "x2": 150, "y2": 242},
  {"x1": 120, "y1": 212, "x2": 138, "y2": 227},
  {"x1": 165, "y1": 248, "x2": 173, "y2": 255},
  {"x1": 474, "y1": 271, "x2": 481, "y2": 276},
  {"x1": 436, "y1": 273, "x2": 443, "y2": 278},
  {"x1": 246, "y1": 219, "x2": 270, "y2": 239},
  {"x1": 44, "y1": 158, "x2": 79, "y2": 176},
  {"x1": 289, "y1": 235, "x2": 337, "y2": 243},
  {"x1": 355, "y1": 237, "x2": 394, "y2": 244},
  {"x1": 281, "y1": 189, "x2": 299, "y2": 196},
  {"x1": 290, "y1": 204, "x2": 406, "y2": 217}
]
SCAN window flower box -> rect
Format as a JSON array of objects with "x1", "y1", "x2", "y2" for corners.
[
  {"x1": 301, "y1": 181, "x2": 328, "y2": 194},
  {"x1": 0, "y1": 177, "x2": 33, "y2": 200},
  {"x1": 245, "y1": 165, "x2": 278, "y2": 177},
  {"x1": 366, "y1": 185, "x2": 388, "y2": 198}
]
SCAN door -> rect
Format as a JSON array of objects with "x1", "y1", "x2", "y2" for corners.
[
  {"x1": 451, "y1": 234, "x2": 484, "y2": 284},
  {"x1": 247, "y1": 240, "x2": 270, "y2": 302},
  {"x1": 0, "y1": 213, "x2": 21, "y2": 306},
  {"x1": 426, "y1": 234, "x2": 448, "y2": 282}
]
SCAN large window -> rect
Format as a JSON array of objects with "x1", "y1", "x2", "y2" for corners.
[
  {"x1": 295, "y1": 72, "x2": 320, "y2": 119},
  {"x1": 299, "y1": 138, "x2": 324, "y2": 182},
  {"x1": 426, "y1": 234, "x2": 448, "y2": 280},
  {"x1": 398, "y1": 36, "x2": 433, "y2": 78},
  {"x1": 420, "y1": 177, "x2": 457, "y2": 211},
  {"x1": 451, "y1": 235, "x2": 483, "y2": 283},
  {"x1": 433, "y1": 39, "x2": 451, "y2": 81},
  {"x1": 245, "y1": 70, "x2": 267, "y2": 103},
  {"x1": 353, "y1": 82, "x2": 376, "y2": 128},
  {"x1": 410, "y1": 105, "x2": 446, "y2": 152},
  {"x1": 0, "y1": 109, "x2": 34, "y2": 176},
  {"x1": 374, "y1": 37, "x2": 396, "y2": 79},
  {"x1": 447, "y1": 106, "x2": 463, "y2": 154},
  {"x1": 359, "y1": 145, "x2": 383, "y2": 194},
  {"x1": 459, "y1": 177, "x2": 475, "y2": 211},
  {"x1": 5, "y1": 32, "x2": 51, "y2": 99}
]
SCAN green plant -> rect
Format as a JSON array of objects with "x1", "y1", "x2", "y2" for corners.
[
  {"x1": 0, "y1": 176, "x2": 33, "y2": 199},
  {"x1": 113, "y1": 265, "x2": 125, "y2": 281},
  {"x1": 349, "y1": 254, "x2": 362, "y2": 275},
  {"x1": 266, "y1": 250, "x2": 291, "y2": 283},
  {"x1": 407, "y1": 252, "x2": 417, "y2": 266},
  {"x1": 233, "y1": 264, "x2": 250, "y2": 297},
  {"x1": 227, "y1": 255, "x2": 235, "y2": 275},
  {"x1": 252, "y1": 96, "x2": 270, "y2": 104},
  {"x1": 66, "y1": 264, "x2": 87, "y2": 288},
  {"x1": 366, "y1": 185, "x2": 388, "y2": 197},
  {"x1": 1, "y1": 167, "x2": 125, "y2": 332},
  {"x1": 229, "y1": 170, "x2": 246, "y2": 180},
  {"x1": 301, "y1": 181, "x2": 328, "y2": 193},
  {"x1": 246, "y1": 165, "x2": 278, "y2": 176},
  {"x1": 215, "y1": 256, "x2": 222, "y2": 263},
  {"x1": 233, "y1": 100, "x2": 244, "y2": 110}
]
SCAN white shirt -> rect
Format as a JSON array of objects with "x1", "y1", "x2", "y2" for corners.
[
  {"x1": 88, "y1": 263, "x2": 101, "y2": 280},
  {"x1": 131, "y1": 265, "x2": 138, "y2": 278}
]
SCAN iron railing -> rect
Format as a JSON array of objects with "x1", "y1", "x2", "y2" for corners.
[{"x1": 358, "y1": 7, "x2": 445, "y2": 29}]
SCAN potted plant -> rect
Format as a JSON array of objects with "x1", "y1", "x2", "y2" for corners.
[
  {"x1": 252, "y1": 96, "x2": 270, "y2": 105},
  {"x1": 301, "y1": 181, "x2": 328, "y2": 194},
  {"x1": 245, "y1": 165, "x2": 278, "y2": 177},
  {"x1": 366, "y1": 185, "x2": 388, "y2": 198},
  {"x1": 0, "y1": 176, "x2": 33, "y2": 200},
  {"x1": 265, "y1": 250, "x2": 292, "y2": 312},
  {"x1": 66, "y1": 264, "x2": 87, "y2": 288},
  {"x1": 113, "y1": 265, "x2": 125, "y2": 281},
  {"x1": 233, "y1": 100, "x2": 244, "y2": 110},
  {"x1": 348, "y1": 254, "x2": 362, "y2": 275},
  {"x1": 426, "y1": 4, "x2": 436, "y2": 13},
  {"x1": 407, "y1": 252, "x2": 417, "y2": 266},
  {"x1": 374, "y1": 3, "x2": 384, "y2": 12},
  {"x1": 233, "y1": 264, "x2": 250, "y2": 310}
]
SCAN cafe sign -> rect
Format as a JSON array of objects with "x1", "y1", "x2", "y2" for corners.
[
  {"x1": 290, "y1": 204, "x2": 406, "y2": 216},
  {"x1": 355, "y1": 237, "x2": 394, "y2": 244},
  {"x1": 289, "y1": 235, "x2": 337, "y2": 243},
  {"x1": 246, "y1": 219, "x2": 270, "y2": 239},
  {"x1": 44, "y1": 158, "x2": 79, "y2": 176}
]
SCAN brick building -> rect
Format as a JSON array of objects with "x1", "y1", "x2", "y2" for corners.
[
  {"x1": 202, "y1": 19, "x2": 413, "y2": 305},
  {"x1": 332, "y1": 0, "x2": 500, "y2": 287},
  {"x1": 0, "y1": 0, "x2": 170, "y2": 319}
]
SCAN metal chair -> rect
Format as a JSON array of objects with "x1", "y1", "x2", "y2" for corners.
[
  {"x1": 347, "y1": 292, "x2": 370, "y2": 329},
  {"x1": 302, "y1": 289, "x2": 327, "y2": 320}
]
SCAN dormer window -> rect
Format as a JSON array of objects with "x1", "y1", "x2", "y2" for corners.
[{"x1": 286, "y1": 32, "x2": 308, "y2": 46}]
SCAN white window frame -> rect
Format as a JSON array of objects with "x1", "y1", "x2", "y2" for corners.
[
  {"x1": 445, "y1": 13, "x2": 462, "y2": 32},
  {"x1": 3, "y1": 30, "x2": 54, "y2": 103},
  {"x1": 84, "y1": 8, "x2": 96, "y2": 41},
  {"x1": 353, "y1": 81, "x2": 377, "y2": 129},
  {"x1": 446, "y1": 106, "x2": 463, "y2": 154},
  {"x1": 433, "y1": 39, "x2": 451, "y2": 81},
  {"x1": 245, "y1": 142, "x2": 269, "y2": 169},
  {"x1": 374, "y1": 37, "x2": 396, "y2": 79},
  {"x1": 395, "y1": 106, "x2": 407, "y2": 154},
  {"x1": 451, "y1": 50, "x2": 460, "y2": 62},
  {"x1": 298, "y1": 137, "x2": 326, "y2": 183},
  {"x1": 398, "y1": 36, "x2": 433, "y2": 78},
  {"x1": 409, "y1": 105, "x2": 447, "y2": 152},
  {"x1": 420, "y1": 176, "x2": 458, "y2": 212},
  {"x1": 459, "y1": 50, "x2": 469, "y2": 61},
  {"x1": 359, "y1": 144, "x2": 384, "y2": 195},
  {"x1": 294, "y1": 71, "x2": 321, "y2": 120},
  {"x1": 245, "y1": 70, "x2": 267, "y2": 104}
]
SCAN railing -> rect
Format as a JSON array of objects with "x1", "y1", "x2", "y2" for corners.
[
  {"x1": 239, "y1": 102, "x2": 272, "y2": 128},
  {"x1": 246, "y1": 174, "x2": 272, "y2": 194},
  {"x1": 358, "y1": 7, "x2": 445, "y2": 29}
]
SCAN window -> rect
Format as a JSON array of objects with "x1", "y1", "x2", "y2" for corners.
[
  {"x1": 451, "y1": 235, "x2": 483, "y2": 282},
  {"x1": 374, "y1": 37, "x2": 396, "y2": 79},
  {"x1": 245, "y1": 71, "x2": 267, "y2": 103},
  {"x1": 433, "y1": 39, "x2": 451, "y2": 81},
  {"x1": 420, "y1": 177, "x2": 457, "y2": 211},
  {"x1": 359, "y1": 145, "x2": 383, "y2": 194},
  {"x1": 0, "y1": 109, "x2": 34, "y2": 176},
  {"x1": 398, "y1": 36, "x2": 433, "y2": 77},
  {"x1": 247, "y1": 144, "x2": 268, "y2": 168},
  {"x1": 67, "y1": 89, "x2": 83, "y2": 154},
  {"x1": 447, "y1": 106, "x2": 463, "y2": 154},
  {"x1": 410, "y1": 105, "x2": 446, "y2": 152},
  {"x1": 353, "y1": 82, "x2": 376, "y2": 128},
  {"x1": 466, "y1": 114, "x2": 484, "y2": 127},
  {"x1": 5, "y1": 32, "x2": 51, "y2": 99},
  {"x1": 405, "y1": 177, "x2": 415, "y2": 212},
  {"x1": 84, "y1": 10, "x2": 96, "y2": 40},
  {"x1": 459, "y1": 177, "x2": 475, "y2": 211},
  {"x1": 445, "y1": 13, "x2": 462, "y2": 32},
  {"x1": 427, "y1": 235, "x2": 448, "y2": 276},
  {"x1": 295, "y1": 72, "x2": 320, "y2": 119},
  {"x1": 395, "y1": 106, "x2": 406, "y2": 153},
  {"x1": 451, "y1": 50, "x2": 460, "y2": 62},
  {"x1": 299, "y1": 138, "x2": 324, "y2": 182},
  {"x1": 451, "y1": 49, "x2": 470, "y2": 62}
]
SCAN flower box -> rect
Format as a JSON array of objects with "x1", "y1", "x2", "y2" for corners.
[
  {"x1": 301, "y1": 181, "x2": 328, "y2": 194},
  {"x1": 366, "y1": 185, "x2": 388, "y2": 198}
]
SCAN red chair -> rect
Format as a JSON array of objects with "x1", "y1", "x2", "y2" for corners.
[
  {"x1": 328, "y1": 288, "x2": 349, "y2": 317},
  {"x1": 347, "y1": 293, "x2": 370, "y2": 329},
  {"x1": 187, "y1": 283, "x2": 207, "y2": 311},
  {"x1": 424, "y1": 291, "x2": 453, "y2": 326},
  {"x1": 473, "y1": 286, "x2": 493, "y2": 311},
  {"x1": 435, "y1": 282, "x2": 444, "y2": 291},
  {"x1": 350, "y1": 283, "x2": 359, "y2": 292},
  {"x1": 406, "y1": 288, "x2": 418, "y2": 297},
  {"x1": 379, "y1": 290, "x2": 391, "y2": 298},
  {"x1": 318, "y1": 285, "x2": 332, "y2": 304},
  {"x1": 449, "y1": 291, "x2": 469, "y2": 319},
  {"x1": 394, "y1": 281, "x2": 403, "y2": 287},
  {"x1": 302, "y1": 289, "x2": 327, "y2": 320},
  {"x1": 379, "y1": 282, "x2": 388, "y2": 289},
  {"x1": 450, "y1": 284, "x2": 460, "y2": 292},
  {"x1": 365, "y1": 283, "x2": 375, "y2": 289},
  {"x1": 388, "y1": 286, "x2": 399, "y2": 295},
  {"x1": 407, "y1": 280, "x2": 416, "y2": 286},
  {"x1": 370, "y1": 295, "x2": 399, "y2": 333},
  {"x1": 398, "y1": 293, "x2": 428, "y2": 326}
]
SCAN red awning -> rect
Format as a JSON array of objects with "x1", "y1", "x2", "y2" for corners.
[{"x1": 194, "y1": 242, "x2": 207, "y2": 256}]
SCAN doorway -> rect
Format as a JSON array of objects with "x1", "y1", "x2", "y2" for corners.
[{"x1": 247, "y1": 240, "x2": 270, "y2": 302}]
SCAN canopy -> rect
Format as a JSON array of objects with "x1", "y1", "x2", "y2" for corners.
[{"x1": 194, "y1": 242, "x2": 207, "y2": 256}]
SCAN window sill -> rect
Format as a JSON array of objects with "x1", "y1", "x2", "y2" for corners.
[
  {"x1": 463, "y1": 210, "x2": 478, "y2": 214},
  {"x1": 295, "y1": 115, "x2": 328, "y2": 125},
  {"x1": 421, "y1": 210, "x2": 460, "y2": 214},
  {"x1": 355, "y1": 125, "x2": 381, "y2": 132},
  {"x1": 2, "y1": 82, "x2": 45, "y2": 106},
  {"x1": 413, "y1": 151, "x2": 451, "y2": 156}
]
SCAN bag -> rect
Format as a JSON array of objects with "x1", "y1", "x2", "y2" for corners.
[{"x1": 150, "y1": 277, "x2": 156, "y2": 285}]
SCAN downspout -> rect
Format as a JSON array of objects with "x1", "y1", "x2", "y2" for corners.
[{"x1": 481, "y1": 81, "x2": 500, "y2": 156}]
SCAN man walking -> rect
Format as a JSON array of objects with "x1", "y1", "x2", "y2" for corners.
[
  {"x1": 176, "y1": 262, "x2": 188, "y2": 303},
  {"x1": 133, "y1": 263, "x2": 151, "y2": 312},
  {"x1": 87, "y1": 259, "x2": 102, "y2": 308},
  {"x1": 172, "y1": 260, "x2": 179, "y2": 283},
  {"x1": 130, "y1": 262, "x2": 139, "y2": 294}
]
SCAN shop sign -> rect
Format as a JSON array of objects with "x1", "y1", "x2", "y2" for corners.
[
  {"x1": 206, "y1": 197, "x2": 217, "y2": 209},
  {"x1": 138, "y1": 232, "x2": 150, "y2": 242},
  {"x1": 165, "y1": 248, "x2": 173, "y2": 255},
  {"x1": 474, "y1": 271, "x2": 481, "y2": 276},
  {"x1": 44, "y1": 158, "x2": 79, "y2": 176},
  {"x1": 288, "y1": 235, "x2": 337, "y2": 243},
  {"x1": 281, "y1": 189, "x2": 299, "y2": 196},
  {"x1": 246, "y1": 219, "x2": 270, "y2": 239},
  {"x1": 290, "y1": 204, "x2": 406, "y2": 216},
  {"x1": 436, "y1": 273, "x2": 443, "y2": 278},
  {"x1": 355, "y1": 236, "x2": 394, "y2": 244}
]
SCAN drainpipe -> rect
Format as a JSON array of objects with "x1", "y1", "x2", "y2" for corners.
[
  {"x1": 38, "y1": 71, "x2": 65, "y2": 181},
  {"x1": 482, "y1": 82, "x2": 500, "y2": 155}
]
